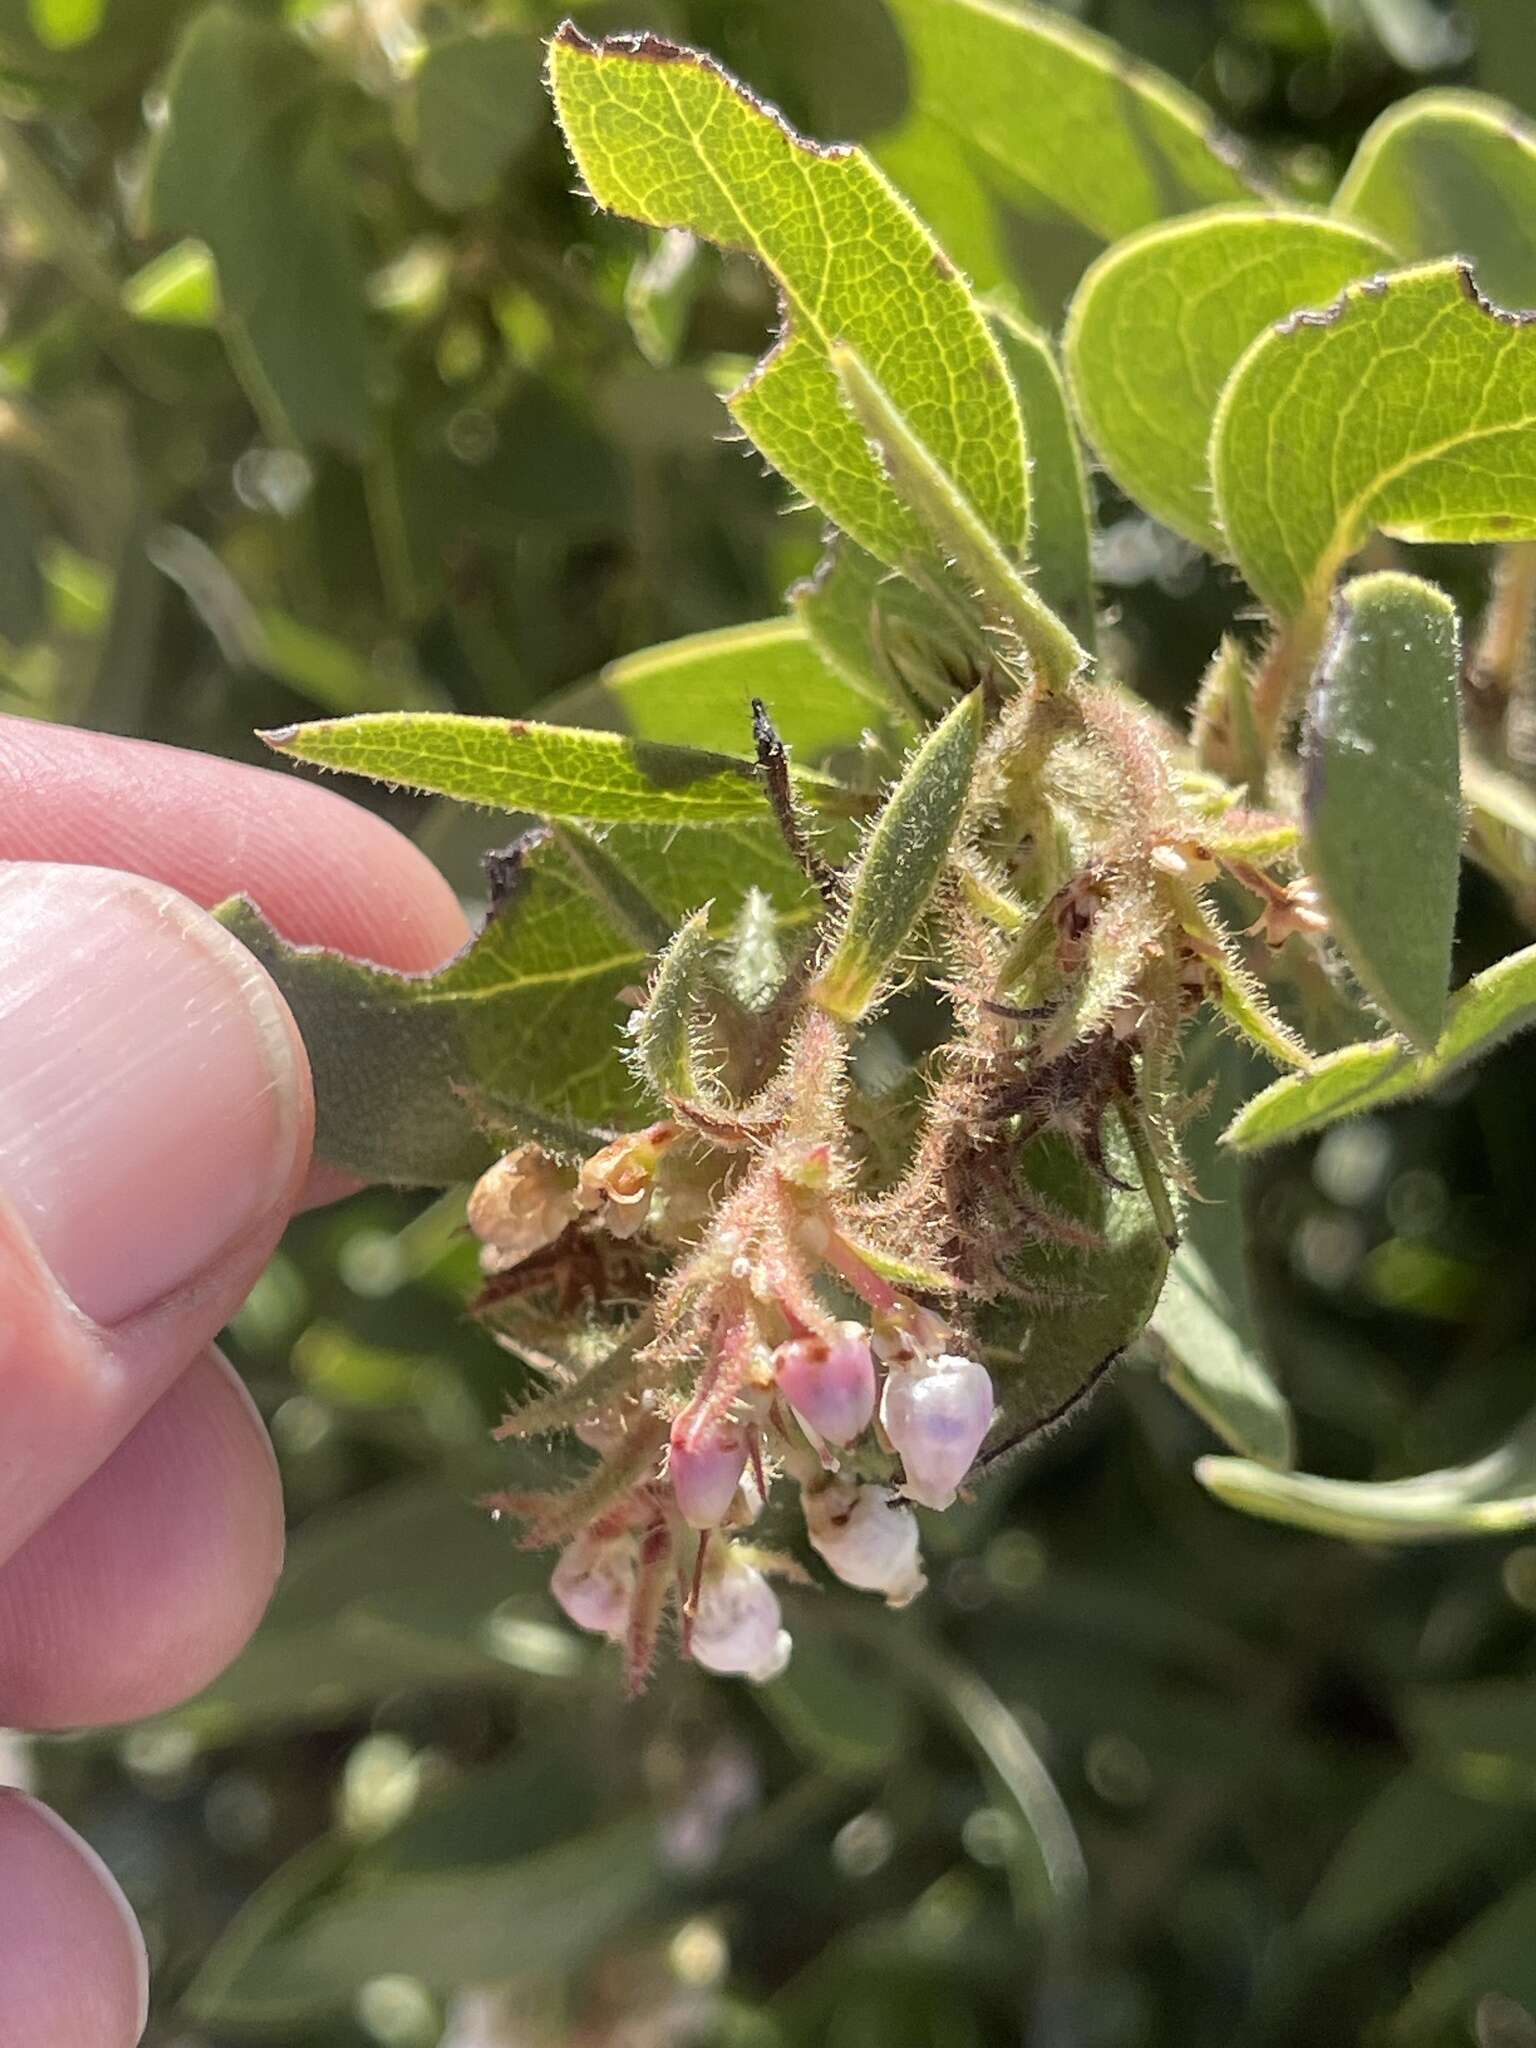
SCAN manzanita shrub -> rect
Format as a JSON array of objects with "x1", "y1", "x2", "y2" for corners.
[{"x1": 221, "y1": 12, "x2": 1536, "y2": 1690}]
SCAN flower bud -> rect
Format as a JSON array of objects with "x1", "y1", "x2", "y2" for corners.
[
  {"x1": 690, "y1": 1551, "x2": 791, "y2": 1683},
  {"x1": 467, "y1": 1144, "x2": 579, "y2": 1273},
  {"x1": 804, "y1": 1482, "x2": 926, "y2": 1606},
  {"x1": 880, "y1": 1352, "x2": 995, "y2": 1511},
  {"x1": 549, "y1": 1531, "x2": 636, "y2": 1641},
  {"x1": 774, "y1": 1321, "x2": 877, "y2": 1446},
  {"x1": 669, "y1": 1405, "x2": 750, "y2": 1529}
]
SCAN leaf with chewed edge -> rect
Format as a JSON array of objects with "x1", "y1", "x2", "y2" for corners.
[
  {"x1": 547, "y1": 22, "x2": 1027, "y2": 575},
  {"x1": 1211, "y1": 260, "x2": 1536, "y2": 627},
  {"x1": 1335, "y1": 88, "x2": 1536, "y2": 311},
  {"x1": 1064, "y1": 208, "x2": 1390, "y2": 553},
  {"x1": 219, "y1": 821, "x2": 826, "y2": 1185}
]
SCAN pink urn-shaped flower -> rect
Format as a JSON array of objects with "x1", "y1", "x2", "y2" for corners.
[
  {"x1": 773, "y1": 1321, "x2": 878, "y2": 1446},
  {"x1": 880, "y1": 1352, "x2": 995, "y2": 1511},
  {"x1": 668, "y1": 1404, "x2": 750, "y2": 1529}
]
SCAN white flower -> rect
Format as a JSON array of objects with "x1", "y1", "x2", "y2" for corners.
[
  {"x1": 549, "y1": 1531, "x2": 636, "y2": 1641},
  {"x1": 803, "y1": 1481, "x2": 926, "y2": 1606},
  {"x1": 880, "y1": 1352, "x2": 995, "y2": 1511},
  {"x1": 690, "y1": 1551, "x2": 791, "y2": 1683}
]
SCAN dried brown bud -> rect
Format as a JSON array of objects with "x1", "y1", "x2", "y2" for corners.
[{"x1": 468, "y1": 1145, "x2": 579, "y2": 1274}]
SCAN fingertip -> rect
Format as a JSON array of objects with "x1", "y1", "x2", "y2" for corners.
[
  {"x1": 0, "y1": 1350, "x2": 285, "y2": 1726},
  {"x1": 0, "y1": 1791, "x2": 148, "y2": 2047}
]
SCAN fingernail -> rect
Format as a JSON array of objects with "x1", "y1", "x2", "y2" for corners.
[{"x1": 0, "y1": 865, "x2": 308, "y2": 1326}]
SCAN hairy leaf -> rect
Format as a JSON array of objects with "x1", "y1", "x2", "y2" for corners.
[
  {"x1": 831, "y1": 345, "x2": 1086, "y2": 688},
  {"x1": 1224, "y1": 940, "x2": 1536, "y2": 1150},
  {"x1": 1302, "y1": 572, "x2": 1462, "y2": 1047},
  {"x1": 979, "y1": 1124, "x2": 1170, "y2": 1444},
  {"x1": 261, "y1": 711, "x2": 856, "y2": 824},
  {"x1": 790, "y1": 538, "x2": 960, "y2": 728},
  {"x1": 987, "y1": 303, "x2": 1097, "y2": 650},
  {"x1": 147, "y1": 5, "x2": 372, "y2": 453},
  {"x1": 1197, "y1": 1404, "x2": 1536, "y2": 1539},
  {"x1": 221, "y1": 856, "x2": 643, "y2": 1184},
  {"x1": 1211, "y1": 260, "x2": 1536, "y2": 623},
  {"x1": 554, "y1": 617, "x2": 892, "y2": 761},
  {"x1": 878, "y1": 0, "x2": 1257, "y2": 249},
  {"x1": 224, "y1": 819, "x2": 826, "y2": 1184},
  {"x1": 1148, "y1": 1244, "x2": 1294, "y2": 1468},
  {"x1": 813, "y1": 688, "x2": 983, "y2": 1021},
  {"x1": 634, "y1": 907, "x2": 714, "y2": 1101},
  {"x1": 1335, "y1": 88, "x2": 1536, "y2": 310},
  {"x1": 548, "y1": 23, "x2": 1026, "y2": 572},
  {"x1": 1064, "y1": 209, "x2": 1390, "y2": 552}
]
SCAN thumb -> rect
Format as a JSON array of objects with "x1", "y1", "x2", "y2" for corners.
[{"x1": 0, "y1": 862, "x2": 312, "y2": 1556}]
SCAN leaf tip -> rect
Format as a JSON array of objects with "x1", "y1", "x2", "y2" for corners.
[{"x1": 257, "y1": 724, "x2": 300, "y2": 750}]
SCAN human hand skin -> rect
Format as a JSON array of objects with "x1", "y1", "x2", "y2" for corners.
[{"x1": 0, "y1": 714, "x2": 469, "y2": 2044}]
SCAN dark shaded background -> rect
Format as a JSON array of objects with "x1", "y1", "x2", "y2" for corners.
[{"x1": 7, "y1": 0, "x2": 1536, "y2": 2042}]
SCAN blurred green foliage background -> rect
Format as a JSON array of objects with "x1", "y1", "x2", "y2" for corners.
[{"x1": 8, "y1": 0, "x2": 1536, "y2": 2042}]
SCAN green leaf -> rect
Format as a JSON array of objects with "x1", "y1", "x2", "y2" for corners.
[
  {"x1": 813, "y1": 688, "x2": 983, "y2": 1022},
  {"x1": 547, "y1": 24, "x2": 1026, "y2": 574},
  {"x1": 1064, "y1": 209, "x2": 1390, "y2": 553},
  {"x1": 223, "y1": 819, "x2": 824, "y2": 1185},
  {"x1": 1302, "y1": 571, "x2": 1462, "y2": 1047},
  {"x1": 406, "y1": 29, "x2": 544, "y2": 212},
  {"x1": 1148, "y1": 1243, "x2": 1294, "y2": 1467},
  {"x1": 790, "y1": 538, "x2": 955, "y2": 727},
  {"x1": 188, "y1": 1818, "x2": 660, "y2": 2021},
  {"x1": 120, "y1": 237, "x2": 217, "y2": 325},
  {"x1": 1211, "y1": 260, "x2": 1536, "y2": 624},
  {"x1": 1196, "y1": 1403, "x2": 1536, "y2": 1540},
  {"x1": 221, "y1": 851, "x2": 642, "y2": 1184},
  {"x1": 831, "y1": 345, "x2": 1086, "y2": 688},
  {"x1": 624, "y1": 228, "x2": 701, "y2": 369},
  {"x1": 634, "y1": 906, "x2": 713, "y2": 1100},
  {"x1": 1297, "y1": 1768, "x2": 1526, "y2": 1957},
  {"x1": 146, "y1": 5, "x2": 373, "y2": 454},
  {"x1": 1223, "y1": 939, "x2": 1536, "y2": 1151},
  {"x1": 1394, "y1": 1867, "x2": 1536, "y2": 2038},
  {"x1": 1335, "y1": 88, "x2": 1536, "y2": 311},
  {"x1": 979, "y1": 1124, "x2": 1171, "y2": 1444},
  {"x1": 261, "y1": 711, "x2": 856, "y2": 825},
  {"x1": 878, "y1": 0, "x2": 1258, "y2": 248},
  {"x1": 985, "y1": 304, "x2": 1096, "y2": 651},
  {"x1": 556, "y1": 616, "x2": 893, "y2": 762}
]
